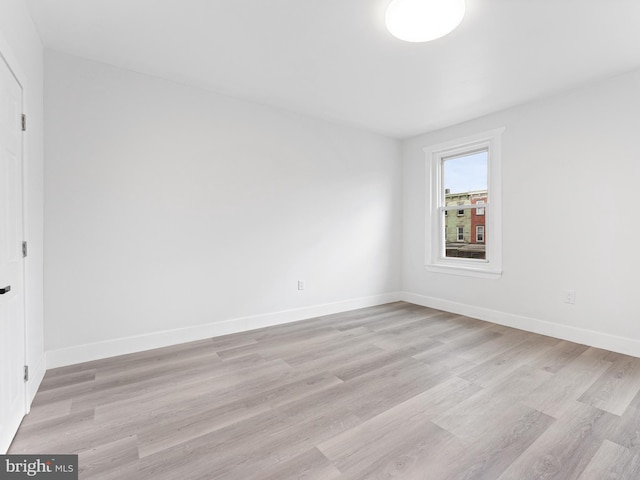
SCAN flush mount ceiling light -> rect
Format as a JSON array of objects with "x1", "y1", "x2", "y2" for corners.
[{"x1": 385, "y1": 0, "x2": 466, "y2": 42}]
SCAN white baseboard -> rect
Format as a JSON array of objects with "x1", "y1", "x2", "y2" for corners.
[
  {"x1": 46, "y1": 292, "x2": 402, "y2": 369},
  {"x1": 400, "y1": 291, "x2": 640, "y2": 358},
  {"x1": 47, "y1": 290, "x2": 640, "y2": 369}
]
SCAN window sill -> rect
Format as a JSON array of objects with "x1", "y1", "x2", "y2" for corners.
[{"x1": 425, "y1": 263, "x2": 502, "y2": 279}]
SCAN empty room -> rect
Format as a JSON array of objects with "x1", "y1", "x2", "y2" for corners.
[{"x1": 2, "y1": 0, "x2": 640, "y2": 478}]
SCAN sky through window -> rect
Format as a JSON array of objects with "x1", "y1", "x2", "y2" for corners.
[{"x1": 443, "y1": 150, "x2": 487, "y2": 194}]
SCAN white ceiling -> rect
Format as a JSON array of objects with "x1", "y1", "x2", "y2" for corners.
[{"x1": 25, "y1": 0, "x2": 640, "y2": 138}]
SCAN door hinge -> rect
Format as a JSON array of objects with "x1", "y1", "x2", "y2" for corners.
[
  {"x1": 22, "y1": 241, "x2": 27, "y2": 258},
  {"x1": 24, "y1": 365, "x2": 29, "y2": 382},
  {"x1": 21, "y1": 114, "x2": 26, "y2": 132}
]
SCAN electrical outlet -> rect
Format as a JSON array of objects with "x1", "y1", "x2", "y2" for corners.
[
  {"x1": 565, "y1": 290, "x2": 576, "y2": 305},
  {"x1": 297, "y1": 280, "x2": 305, "y2": 291}
]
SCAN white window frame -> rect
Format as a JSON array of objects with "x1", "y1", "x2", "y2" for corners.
[
  {"x1": 424, "y1": 128, "x2": 504, "y2": 279},
  {"x1": 456, "y1": 226, "x2": 464, "y2": 241},
  {"x1": 476, "y1": 200, "x2": 485, "y2": 216},
  {"x1": 476, "y1": 225, "x2": 485, "y2": 243}
]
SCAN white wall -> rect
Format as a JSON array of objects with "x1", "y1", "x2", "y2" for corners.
[
  {"x1": 0, "y1": 1, "x2": 45, "y2": 402},
  {"x1": 42, "y1": 31, "x2": 640, "y2": 367},
  {"x1": 44, "y1": 51, "x2": 402, "y2": 366},
  {"x1": 402, "y1": 68, "x2": 640, "y2": 355}
]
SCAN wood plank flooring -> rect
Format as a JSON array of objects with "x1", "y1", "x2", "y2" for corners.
[{"x1": 9, "y1": 302, "x2": 640, "y2": 479}]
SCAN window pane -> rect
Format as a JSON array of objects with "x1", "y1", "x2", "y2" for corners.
[
  {"x1": 442, "y1": 150, "x2": 487, "y2": 260},
  {"x1": 445, "y1": 207, "x2": 487, "y2": 260},
  {"x1": 443, "y1": 150, "x2": 488, "y2": 206}
]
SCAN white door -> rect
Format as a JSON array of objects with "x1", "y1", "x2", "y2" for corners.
[{"x1": 0, "y1": 54, "x2": 26, "y2": 454}]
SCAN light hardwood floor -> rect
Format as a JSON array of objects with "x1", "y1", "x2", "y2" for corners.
[{"x1": 9, "y1": 302, "x2": 640, "y2": 479}]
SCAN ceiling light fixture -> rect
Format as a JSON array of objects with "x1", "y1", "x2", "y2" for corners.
[{"x1": 385, "y1": 0, "x2": 466, "y2": 42}]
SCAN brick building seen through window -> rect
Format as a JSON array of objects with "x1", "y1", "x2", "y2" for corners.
[{"x1": 444, "y1": 190, "x2": 487, "y2": 259}]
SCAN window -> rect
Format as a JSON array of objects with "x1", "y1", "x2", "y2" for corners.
[{"x1": 425, "y1": 128, "x2": 504, "y2": 278}]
